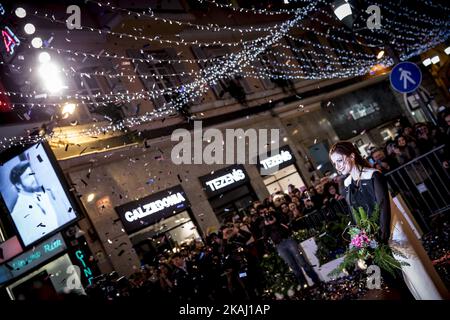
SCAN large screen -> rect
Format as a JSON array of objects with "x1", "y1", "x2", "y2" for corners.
[{"x1": 0, "y1": 143, "x2": 78, "y2": 247}]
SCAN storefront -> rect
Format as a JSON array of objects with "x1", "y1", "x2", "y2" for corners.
[
  {"x1": 257, "y1": 145, "x2": 306, "y2": 194},
  {"x1": 0, "y1": 233, "x2": 85, "y2": 299},
  {"x1": 115, "y1": 185, "x2": 202, "y2": 266},
  {"x1": 199, "y1": 165, "x2": 258, "y2": 223}
]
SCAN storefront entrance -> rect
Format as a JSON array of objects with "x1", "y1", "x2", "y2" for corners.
[
  {"x1": 115, "y1": 185, "x2": 202, "y2": 266},
  {"x1": 258, "y1": 145, "x2": 306, "y2": 194},
  {"x1": 130, "y1": 210, "x2": 202, "y2": 265},
  {"x1": 199, "y1": 165, "x2": 258, "y2": 223}
]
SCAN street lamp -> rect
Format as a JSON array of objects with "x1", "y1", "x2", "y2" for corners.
[
  {"x1": 376, "y1": 50, "x2": 385, "y2": 59},
  {"x1": 61, "y1": 102, "x2": 76, "y2": 118},
  {"x1": 430, "y1": 55, "x2": 440, "y2": 65},
  {"x1": 38, "y1": 61, "x2": 65, "y2": 93},
  {"x1": 422, "y1": 58, "x2": 432, "y2": 67}
]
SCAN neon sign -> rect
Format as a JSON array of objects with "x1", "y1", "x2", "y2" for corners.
[
  {"x1": 75, "y1": 249, "x2": 94, "y2": 285},
  {"x1": 2, "y1": 26, "x2": 20, "y2": 55}
]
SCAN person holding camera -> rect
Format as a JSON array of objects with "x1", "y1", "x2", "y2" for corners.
[{"x1": 258, "y1": 205, "x2": 321, "y2": 289}]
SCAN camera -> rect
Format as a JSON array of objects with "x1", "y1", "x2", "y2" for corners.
[{"x1": 263, "y1": 212, "x2": 275, "y2": 223}]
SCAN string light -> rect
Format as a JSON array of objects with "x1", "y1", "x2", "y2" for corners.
[
  {"x1": 1, "y1": 0, "x2": 449, "y2": 150},
  {"x1": 86, "y1": 0, "x2": 290, "y2": 33}
]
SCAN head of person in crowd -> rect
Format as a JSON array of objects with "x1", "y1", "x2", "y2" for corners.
[
  {"x1": 287, "y1": 184, "x2": 296, "y2": 194},
  {"x1": 396, "y1": 135, "x2": 408, "y2": 148},
  {"x1": 325, "y1": 183, "x2": 338, "y2": 197},
  {"x1": 308, "y1": 186, "x2": 317, "y2": 196},
  {"x1": 288, "y1": 202, "x2": 302, "y2": 218},
  {"x1": 315, "y1": 183, "x2": 324, "y2": 195},
  {"x1": 158, "y1": 262, "x2": 172, "y2": 277},
  {"x1": 303, "y1": 198, "x2": 315, "y2": 209},
  {"x1": 280, "y1": 202, "x2": 290, "y2": 215},
  {"x1": 291, "y1": 195, "x2": 301, "y2": 207},
  {"x1": 252, "y1": 200, "x2": 261, "y2": 209},
  {"x1": 385, "y1": 140, "x2": 397, "y2": 157},
  {"x1": 371, "y1": 147, "x2": 386, "y2": 162},
  {"x1": 171, "y1": 253, "x2": 187, "y2": 270},
  {"x1": 329, "y1": 141, "x2": 371, "y2": 176},
  {"x1": 415, "y1": 123, "x2": 430, "y2": 140},
  {"x1": 256, "y1": 205, "x2": 269, "y2": 216},
  {"x1": 272, "y1": 193, "x2": 285, "y2": 207},
  {"x1": 402, "y1": 126, "x2": 414, "y2": 137},
  {"x1": 444, "y1": 110, "x2": 450, "y2": 128}
]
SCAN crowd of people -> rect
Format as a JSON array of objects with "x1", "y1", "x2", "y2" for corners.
[
  {"x1": 85, "y1": 175, "x2": 350, "y2": 301},
  {"x1": 85, "y1": 108, "x2": 450, "y2": 301},
  {"x1": 367, "y1": 109, "x2": 450, "y2": 174}
]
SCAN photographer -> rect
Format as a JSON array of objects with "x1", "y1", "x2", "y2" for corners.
[
  {"x1": 258, "y1": 205, "x2": 321, "y2": 289},
  {"x1": 221, "y1": 222, "x2": 255, "y2": 299}
]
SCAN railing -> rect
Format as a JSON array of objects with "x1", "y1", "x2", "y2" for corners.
[
  {"x1": 291, "y1": 199, "x2": 350, "y2": 231},
  {"x1": 385, "y1": 145, "x2": 450, "y2": 233}
]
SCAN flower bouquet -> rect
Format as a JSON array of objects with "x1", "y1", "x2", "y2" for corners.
[{"x1": 328, "y1": 205, "x2": 409, "y2": 278}]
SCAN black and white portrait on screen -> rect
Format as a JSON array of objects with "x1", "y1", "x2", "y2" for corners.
[{"x1": 0, "y1": 144, "x2": 77, "y2": 247}]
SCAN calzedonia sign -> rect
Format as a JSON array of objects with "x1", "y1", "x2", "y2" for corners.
[
  {"x1": 199, "y1": 165, "x2": 250, "y2": 198},
  {"x1": 115, "y1": 185, "x2": 190, "y2": 234},
  {"x1": 257, "y1": 145, "x2": 296, "y2": 175}
]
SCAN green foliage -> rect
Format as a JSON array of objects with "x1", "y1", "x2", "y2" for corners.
[
  {"x1": 329, "y1": 205, "x2": 409, "y2": 279},
  {"x1": 260, "y1": 250, "x2": 298, "y2": 299}
]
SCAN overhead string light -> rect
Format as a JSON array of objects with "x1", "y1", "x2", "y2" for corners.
[
  {"x1": 31, "y1": 10, "x2": 279, "y2": 47},
  {"x1": 86, "y1": 0, "x2": 290, "y2": 33}
]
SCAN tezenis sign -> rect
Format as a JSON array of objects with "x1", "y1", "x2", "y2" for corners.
[
  {"x1": 199, "y1": 165, "x2": 250, "y2": 198},
  {"x1": 257, "y1": 145, "x2": 296, "y2": 176},
  {"x1": 115, "y1": 185, "x2": 190, "y2": 234}
]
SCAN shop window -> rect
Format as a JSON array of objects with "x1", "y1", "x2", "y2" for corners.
[
  {"x1": 7, "y1": 254, "x2": 85, "y2": 299},
  {"x1": 130, "y1": 211, "x2": 202, "y2": 264},
  {"x1": 263, "y1": 164, "x2": 306, "y2": 194}
]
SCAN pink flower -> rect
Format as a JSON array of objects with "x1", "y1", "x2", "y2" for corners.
[{"x1": 350, "y1": 232, "x2": 371, "y2": 248}]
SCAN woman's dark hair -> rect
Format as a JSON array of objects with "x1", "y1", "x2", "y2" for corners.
[{"x1": 329, "y1": 141, "x2": 371, "y2": 169}]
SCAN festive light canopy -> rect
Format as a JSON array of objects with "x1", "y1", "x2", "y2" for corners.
[{"x1": 0, "y1": 0, "x2": 448, "y2": 149}]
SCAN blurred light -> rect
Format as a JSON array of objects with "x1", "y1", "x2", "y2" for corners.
[
  {"x1": 422, "y1": 58, "x2": 432, "y2": 67},
  {"x1": 283, "y1": 137, "x2": 288, "y2": 142},
  {"x1": 317, "y1": 164, "x2": 323, "y2": 170},
  {"x1": 376, "y1": 50, "x2": 385, "y2": 59},
  {"x1": 284, "y1": 0, "x2": 290, "y2": 4},
  {"x1": 24, "y1": 23, "x2": 35, "y2": 35},
  {"x1": 38, "y1": 62, "x2": 65, "y2": 93},
  {"x1": 86, "y1": 193, "x2": 95, "y2": 202},
  {"x1": 332, "y1": 0, "x2": 352, "y2": 21},
  {"x1": 38, "y1": 52, "x2": 51, "y2": 63},
  {"x1": 15, "y1": 7, "x2": 26, "y2": 18},
  {"x1": 445, "y1": 46, "x2": 450, "y2": 55},
  {"x1": 431, "y1": 55, "x2": 440, "y2": 64},
  {"x1": 62, "y1": 102, "x2": 77, "y2": 117},
  {"x1": 31, "y1": 37, "x2": 43, "y2": 48}
]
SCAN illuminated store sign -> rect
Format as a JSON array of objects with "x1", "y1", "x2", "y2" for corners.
[
  {"x1": 257, "y1": 145, "x2": 296, "y2": 175},
  {"x1": 115, "y1": 185, "x2": 190, "y2": 234},
  {"x1": 199, "y1": 165, "x2": 250, "y2": 198},
  {"x1": 2, "y1": 26, "x2": 19, "y2": 55},
  {"x1": 0, "y1": 234, "x2": 67, "y2": 284}
]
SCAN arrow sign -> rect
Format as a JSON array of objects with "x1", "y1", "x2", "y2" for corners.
[{"x1": 390, "y1": 62, "x2": 422, "y2": 93}]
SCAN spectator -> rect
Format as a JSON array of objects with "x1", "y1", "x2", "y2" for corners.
[
  {"x1": 371, "y1": 147, "x2": 397, "y2": 173},
  {"x1": 260, "y1": 208, "x2": 321, "y2": 288},
  {"x1": 302, "y1": 198, "x2": 317, "y2": 215},
  {"x1": 394, "y1": 135, "x2": 417, "y2": 165},
  {"x1": 171, "y1": 252, "x2": 200, "y2": 301}
]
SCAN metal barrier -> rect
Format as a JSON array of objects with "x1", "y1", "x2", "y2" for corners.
[
  {"x1": 385, "y1": 145, "x2": 450, "y2": 233},
  {"x1": 291, "y1": 199, "x2": 350, "y2": 231}
]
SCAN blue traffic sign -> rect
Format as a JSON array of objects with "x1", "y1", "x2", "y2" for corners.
[{"x1": 390, "y1": 61, "x2": 422, "y2": 93}]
